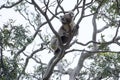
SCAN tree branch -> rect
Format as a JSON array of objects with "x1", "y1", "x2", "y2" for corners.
[
  {"x1": 0, "y1": 0, "x2": 23, "y2": 9},
  {"x1": 32, "y1": 0, "x2": 63, "y2": 46},
  {"x1": 43, "y1": 49, "x2": 66, "y2": 80},
  {"x1": 17, "y1": 46, "x2": 45, "y2": 80},
  {"x1": 76, "y1": 0, "x2": 86, "y2": 25},
  {"x1": 112, "y1": 20, "x2": 120, "y2": 41}
]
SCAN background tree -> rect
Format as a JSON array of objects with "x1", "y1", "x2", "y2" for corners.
[{"x1": 0, "y1": 0, "x2": 120, "y2": 80}]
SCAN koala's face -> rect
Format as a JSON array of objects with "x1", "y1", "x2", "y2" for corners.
[{"x1": 60, "y1": 11, "x2": 74, "y2": 24}]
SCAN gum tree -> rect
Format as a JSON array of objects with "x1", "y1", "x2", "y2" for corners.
[{"x1": 0, "y1": 0, "x2": 120, "y2": 80}]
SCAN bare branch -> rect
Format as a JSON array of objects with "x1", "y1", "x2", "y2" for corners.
[
  {"x1": 43, "y1": 49, "x2": 66, "y2": 80},
  {"x1": 67, "y1": 49, "x2": 120, "y2": 54},
  {"x1": 116, "y1": 0, "x2": 120, "y2": 14},
  {"x1": 92, "y1": 13, "x2": 98, "y2": 50},
  {"x1": 31, "y1": 0, "x2": 62, "y2": 44},
  {"x1": 97, "y1": 24, "x2": 109, "y2": 33},
  {"x1": 17, "y1": 46, "x2": 45, "y2": 80},
  {"x1": 0, "y1": 37, "x2": 4, "y2": 77},
  {"x1": 72, "y1": 0, "x2": 82, "y2": 11},
  {"x1": 43, "y1": 0, "x2": 50, "y2": 14},
  {"x1": 112, "y1": 21, "x2": 120, "y2": 41},
  {"x1": 76, "y1": 0, "x2": 86, "y2": 25},
  {"x1": 69, "y1": 50, "x2": 91, "y2": 80},
  {"x1": 57, "y1": 0, "x2": 65, "y2": 14},
  {"x1": 0, "y1": 0, "x2": 23, "y2": 9}
]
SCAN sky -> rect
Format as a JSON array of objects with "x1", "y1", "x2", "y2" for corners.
[{"x1": 0, "y1": 0, "x2": 120, "y2": 80}]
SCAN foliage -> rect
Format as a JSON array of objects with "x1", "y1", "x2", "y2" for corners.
[
  {"x1": 1, "y1": 19, "x2": 31, "y2": 49},
  {"x1": 0, "y1": 56, "x2": 21, "y2": 80},
  {"x1": 0, "y1": 0, "x2": 120, "y2": 80},
  {"x1": 87, "y1": 53, "x2": 120, "y2": 80}
]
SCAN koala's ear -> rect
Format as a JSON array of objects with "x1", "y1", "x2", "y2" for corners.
[
  {"x1": 59, "y1": 16, "x2": 63, "y2": 20},
  {"x1": 68, "y1": 11, "x2": 74, "y2": 18}
]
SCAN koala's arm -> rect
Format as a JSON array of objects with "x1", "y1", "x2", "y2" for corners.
[{"x1": 73, "y1": 24, "x2": 79, "y2": 36}]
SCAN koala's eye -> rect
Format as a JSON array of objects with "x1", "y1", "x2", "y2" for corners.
[
  {"x1": 60, "y1": 17, "x2": 67, "y2": 24},
  {"x1": 61, "y1": 17, "x2": 65, "y2": 21}
]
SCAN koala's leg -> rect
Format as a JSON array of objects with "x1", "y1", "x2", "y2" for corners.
[
  {"x1": 54, "y1": 48, "x2": 61, "y2": 55},
  {"x1": 61, "y1": 36, "x2": 69, "y2": 44},
  {"x1": 54, "y1": 36, "x2": 68, "y2": 55}
]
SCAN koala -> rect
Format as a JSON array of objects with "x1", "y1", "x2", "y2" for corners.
[{"x1": 50, "y1": 11, "x2": 79, "y2": 54}]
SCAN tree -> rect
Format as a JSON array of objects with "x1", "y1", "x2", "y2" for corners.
[{"x1": 0, "y1": 0, "x2": 120, "y2": 80}]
